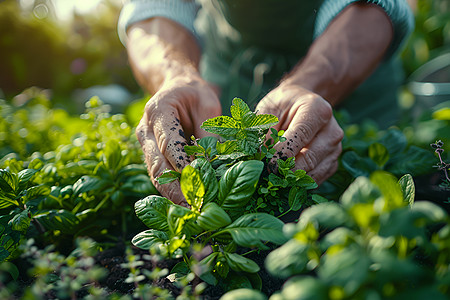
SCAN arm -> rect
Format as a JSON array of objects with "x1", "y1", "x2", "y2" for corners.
[
  {"x1": 256, "y1": 2, "x2": 394, "y2": 184},
  {"x1": 127, "y1": 18, "x2": 221, "y2": 205}
]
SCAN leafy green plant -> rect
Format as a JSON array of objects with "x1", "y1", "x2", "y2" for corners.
[
  {"x1": 132, "y1": 98, "x2": 320, "y2": 292},
  {"x1": 0, "y1": 96, "x2": 156, "y2": 262},
  {"x1": 261, "y1": 171, "x2": 450, "y2": 299}
]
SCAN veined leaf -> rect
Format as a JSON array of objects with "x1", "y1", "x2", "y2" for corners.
[
  {"x1": 184, "y1": 145, "x2": 205, "y2": 156},
  {"x1": 201, "y1": 116, "x2": 240, "y2": 137},
  {"x1": 180, "y1": 165, "x2": 205, "y2": 210},
  {"x1": 243, "y1": 114, "x2": 279, "y2": 131},
  {"x1": 135, "y1": 195, "x2": 172, "y2": 231},
  {"x1": 34, "y1": 209, "x2": 79, "y2": 234},
  {"x1": 167, "y1": 205, "x2": 195, "y2": 236},
  {"x1": 190, "y1": 158, "x2": 218, "y2": 204},
  {"x1": 72, "y1": 176, "x2": 108, "y2": 196},
  {"x1": 216, "y1": 140, "x2": 238, "y2": 155},
  {"x1": 0, "y1": 215, "x2": 22, "y2": 262},
  {"x1": 18, "y1": 169, "x2": 38, "y2": 190},
  {"x1": 230, "y1": 98, "x2": 251, "y2": 121},
  {"x1": 0, "y1": 193, "x2": 19, "y2": 209},
  {"x1": 217, "y1": 213, "x2": 286, "y2": 249},
  {"x1": 398, "y1": 174, "x2": 415, "y2": 207},
  {"x1": 23, "y1": 184, "x2": 51, "y2": 202},
  {"x1": 224, "y1": 252, "x2": 260, "y2": 273},
  {"x1": 132, "y1": 229, "x2": 169, "y2": 250},
  {"x1": 218, "y1": 160, "x2": 264, "y2": 209},
  {"x1": 0, "y1": 170, "x2": 18, "y2": 195},
  {"x1": 198, "y1": 136, "x2": 219, "y2": 157},
  {"x1": 8, "y1": 210, "x2": 30, "y2": 232},
  {"x1": 156, "y1": 169, "x2": 181, "y2": 185}
]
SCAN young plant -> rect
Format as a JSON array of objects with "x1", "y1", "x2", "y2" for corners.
[
  {"x1": 431, "y1": 140, "x2": 450, "y2": 193},
  {"x1": 132, "y1": 98, "x2": 320, "y2": 291}
]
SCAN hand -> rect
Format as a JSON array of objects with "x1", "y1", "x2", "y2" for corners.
[
  {"x1": 136, "y1": 75, "x2": 222, "y2": 205},
  {"x1": 256, "y1": 84, "x2": 344, "y2": 185}
]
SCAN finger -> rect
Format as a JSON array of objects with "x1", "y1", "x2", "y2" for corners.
[
  {"x1": 274, "y1": 96, "x2": 333, "y2": 159},
  {"x1": 294, "y1": 117, "x2": 343, "y2": 173},
  {"x1": 137, "y1": 120, "x2": 187, "y2": 205},
  {"x1": 307, "y1": 151, "x2": 340, "y2": 185},
  {"x1": 148, "y1": 103, "x2": 191, "y2": 172}
]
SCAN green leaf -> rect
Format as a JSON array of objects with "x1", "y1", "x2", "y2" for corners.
[
  {"x1": 23, "y1": 184, "x2": 51, "y2": 202},
  {"x1": 340, "y1": 176, "x2": 381, "y2": 208},
  {"x1": 370, "y1": 171, "x2": 404, "y2": 211},
  {"x1": 218, "y1": 161, "x2": 264, "y2": 209},
  {"x1": 216, "y1": 140, "x2": 238, "y2": 155},
  {"x1": 201, "y1": 116, "x2": 241, "y2": 137},
  {"x1": 131, "y1": 229, "x2": 169, "y2": 250},
  {"x1": 243, "y1": 114, "x2": 278, "y2": 131},
  {"x1": 288, "y1": 186, "x2": 307, "y2": 211},
  {"x1": 122, "y1": 174, "x2": 158, "y2": 195},
  {"x1": 237, "y1": 131, "x2": 260, "y2": 155},
  {"x1": 0, "y1": 192, "x2": 19, "y2": 209},
  {"x1": 34, "y1": 209, "x2": 79, "y2": 234},
  {"x1": 387, "y1": 146, "x2": 434, "y2": 176},
  {"x1": 72, "y1": 176, "x2": 108, "y2": 196},
  {"x1": 0, "y1": 215, "x2": 22, "y2": 262},
  {"x1": 167, "y1": 205, "x2": 195, "y2": 236},
  {"x1": 199, "y1": 136, "x2": 219, "y2": 157},
  {"x1": 279, "y1": 276, "x2": 328, "y2": 300},
  {"x1": 0, "y1": 170, "x2": 19, "y2": 195},
  {"x1": 156, "y1": 169, "x2": 181, "y2": 185},
  {"x1": 17, "y1": 169, "x2": 38, "y2": 190},
  {"x1": 8, "y1": 210, "x2": 30, "y2": 232},
  {"x1": 197, "y1": 202, "x2": 231, "y2": 230},
  {"x1": 117, "y1": 164, "x2": 147, "y2": 179},
  {"x1": 196, "y1": 252, "x2": 219, "y2": 285},
  {"x1": 398, "y1": 174, "x2": 415, "y2": 206},
  {"x1": 265, "y1": 240, "x2": 310, "y2": 278},
  {"x1": 230, "y1": 98, "x2": 251, "y2": 121},
  {"x1": 180, "y1": 165, "x2": 205, "y2": 211},
  {"x1": 220, "y1": 288, "x2": 267, "y2": 300},
  {"x1": 224, "y1": 252, "x2": 260, "y2": 273},
  {"x1": 318, "y1": 244, "x2": 371, "y2": 295},
  {"x1": 184, "y1": 145, "x2": 205, "y2": 156},
  {"x1": 218, "y1": 213, "x2": 286, "y2": 249},
  {"x1": 341, "y1": 151, "x2": 378, "y2": 178},
  {"x1": 378, "y1": 129, "x2": 407, "y2": 156},
  {"x1": 368, "y1": 143, "x2": 389, "y2": 167},
  {"x1": 103, "y1": 140, "x2": 122, "y2": 172},
  {"x1": 298, "y1": 202, "x2": 350, "y2": 230},
  {"x1": 134, "y1": 195, "x2": 172, "y2": 231},
  {"x1": 190, "y1": 158, "x2": 218, "y2": 204}
]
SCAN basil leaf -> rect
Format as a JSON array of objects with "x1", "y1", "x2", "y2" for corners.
[
  {"x1": 230, "y1": 97, "x2": 251, "y2": 121},
  {"x1": 132, "y1": 229, "x2": 169, "y2": 250},
  {"x1": 190, "y1": 158, "x2": 218, "y2": 204},
  {"x1": 134, "y1": 195, "x2": 172, "y2": 231},
  {"x1": 224, "y1": 252, "x2": 260, "y2": 273},
  {"x1": 218, "y1": 213, "x2": 286, "y2": 249},
  {"x1": 34, "y1": 209, "x2": 79, "y2": 234},
  {"x1": 180, "y1": 165, "x2": 205, "y2": 211},
  {"x1": 218, "y1": 160, "x2": 264, "y2": 209}
]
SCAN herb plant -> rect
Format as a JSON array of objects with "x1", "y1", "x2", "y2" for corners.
[{"x1": 132, "y1": 98, "x2": 320, "y2": 291}]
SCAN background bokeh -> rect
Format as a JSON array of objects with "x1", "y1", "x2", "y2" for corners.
[{"x1": 0, "y1": 0, "x2": 448, "y2": 113}]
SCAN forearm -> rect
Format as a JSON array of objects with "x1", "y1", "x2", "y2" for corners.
[
  {"x1": 126, "y1": 17, "x2": 202, "y2": 94},
  {"x1": 281, "y1": 2, "x2": 393, "y2": 106}
]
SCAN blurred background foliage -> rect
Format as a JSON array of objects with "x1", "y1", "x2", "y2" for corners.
[{"x1": 0, "y1": 0, "x2": 448, "y2": 114}]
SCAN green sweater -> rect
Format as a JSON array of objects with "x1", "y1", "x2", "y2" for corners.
[{"x1": 118, "y1": 0, "x2": 414, "y2": 127}]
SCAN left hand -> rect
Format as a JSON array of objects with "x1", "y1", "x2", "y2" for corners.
[{"x1": 256, "y1": 84, "x2": 344, "y2": 185}]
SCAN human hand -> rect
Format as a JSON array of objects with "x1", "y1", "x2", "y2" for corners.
[
  {"x1": 136, "y1": 75, "x2": 222, "y2": 205},
  {"x1": 256, "y1": 84, "x2": 344, "y2": 185}
]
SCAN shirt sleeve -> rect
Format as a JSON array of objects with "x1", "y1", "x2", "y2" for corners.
[
  {"x1": 314, "y1": 0, "x2": 414, "y2": 57},
  {"x1": 117, "y1": 0, "x2": 200, "y2": 46}
]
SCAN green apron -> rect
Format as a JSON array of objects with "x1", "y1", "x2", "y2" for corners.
[{"x1": 196, "y1": 0, "x2": 403, "y2": 128}]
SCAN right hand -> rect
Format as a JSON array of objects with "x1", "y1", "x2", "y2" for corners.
[{"x1": 136, "y1": 74, "x2": 222, "y2": 206}]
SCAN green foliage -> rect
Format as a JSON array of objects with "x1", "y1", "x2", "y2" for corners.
[
  {"x1": 264, "y1": 172, "x2": 450, "y2": 299},
  {"x1": 134, "y1": 98, "x2": 316, "y2": 291},
  {"x1": 0, "y1": 96, "x2": 157, "y2": 261}
]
